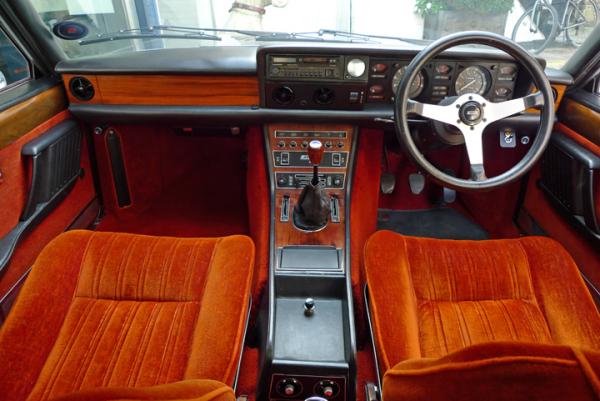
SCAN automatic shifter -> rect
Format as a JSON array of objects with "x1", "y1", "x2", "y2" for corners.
[{"x1": 293, "y1": 140, "x2": 331, "y2": 231}]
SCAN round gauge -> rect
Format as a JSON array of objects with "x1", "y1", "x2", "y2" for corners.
[
  {"x1": 392, "y1": 66, "x2": 425, "y2": 98},
  {"x1": 347, "y1": 58, "x2": 366, "y2": 78},
  {"x1": 455, "y1": 66, "x2": 490, "y2": 96}
]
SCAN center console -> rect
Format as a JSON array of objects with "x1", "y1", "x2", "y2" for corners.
[{"x1": 258, "y1": 124, "x2": 357, "y2": 401}]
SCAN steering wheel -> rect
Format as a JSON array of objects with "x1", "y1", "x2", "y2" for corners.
[{"x1": 395, "y1": 31, "x2": 554, "y2": 191}]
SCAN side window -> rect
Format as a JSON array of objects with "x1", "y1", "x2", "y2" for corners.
[{"x1": 0, "y1": 27, "x2": 30, "y2": 91}]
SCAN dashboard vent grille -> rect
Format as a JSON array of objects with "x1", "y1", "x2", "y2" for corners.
[{"x1": 69, "y1": 76, "x2": 95, "y2": 101}]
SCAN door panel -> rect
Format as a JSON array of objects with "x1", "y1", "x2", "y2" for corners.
[
  {"x1": 522, "y1": 87, "x2": 600, "y2": 300},
  {"x1": 0, "y1": 85, "x2": 97, "y2": 323}
]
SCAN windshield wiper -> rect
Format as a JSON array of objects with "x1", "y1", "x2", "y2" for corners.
[{"x1": 79, "y1": 27, "x2": 221, "y2": 45}]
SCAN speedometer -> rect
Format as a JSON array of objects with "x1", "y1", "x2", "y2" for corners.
[
  {"x1": 392, "y1": 66, "x2": 425, "y2": 98},
  {"x1": 454, "y1": 66, "x2": 489, "y2": 96}
]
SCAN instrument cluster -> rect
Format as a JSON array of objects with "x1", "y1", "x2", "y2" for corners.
[{"x1": 367, "y1": 59, "x2": 519, "y2": 104}]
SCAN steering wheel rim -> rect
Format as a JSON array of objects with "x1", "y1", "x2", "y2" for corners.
[{"x1": 394, "y1": 31, "x2": 554, "y2": 191}]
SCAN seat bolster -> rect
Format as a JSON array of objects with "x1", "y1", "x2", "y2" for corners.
[
  {"x1": 519, "y1": 237, "x2": 600, "y2": 349},
  {"x1": 383, "y1": 342, "x2": 600, "y2": 401},
  {"x1": 0, "y1": 230, "x2": 94, "y2": 401},
  {"x1": 46, "y1": 379, "x2": 235, "y2": 401},
  {"x1": 185, "y1": 235, "x2": 255, "y2": 385},
  {"x1": 364, "y1": 230, "x2": 421, "y2": 372}
]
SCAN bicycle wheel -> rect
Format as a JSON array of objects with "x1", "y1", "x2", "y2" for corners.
[
  {"x1": 565, "y1": 0, "x2": 599, "y2": 47},
  {"x1": 512, "y1": 3, "x2": 559, "y2": 54}
]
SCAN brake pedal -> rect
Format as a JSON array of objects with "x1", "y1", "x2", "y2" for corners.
[
  {"x1": 380, "y1": 172, "x2": 396, "y2": 194},
  {"x1": 409, "y1": 173, "x2": 425, "y2": 194},
  {"x1": 236, "y1": 395, "x2": 248, "y2": 401}
]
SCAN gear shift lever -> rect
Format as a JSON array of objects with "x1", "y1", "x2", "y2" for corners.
[
  {"x1": 293, "y1": 140, "x2": 331, "y2": 231},
  {"x1": 308, "y1": 140, "x2": 324, "y2": 185}
]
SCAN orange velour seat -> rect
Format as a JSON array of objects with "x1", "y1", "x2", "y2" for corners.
[
  {"x1": 0, "y1": 230, "x2": 255, "y2": 401},
  {"x1": 364, "y1": 230, "x2": 600, "y2": 401}
]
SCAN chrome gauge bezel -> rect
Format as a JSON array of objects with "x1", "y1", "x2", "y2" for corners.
[
  {"x1": 392, "y1": 66, "x2": 425, "y2": 98},
  {"x1": 454, "y1": 65, "x2": 490, "y2": 96}
]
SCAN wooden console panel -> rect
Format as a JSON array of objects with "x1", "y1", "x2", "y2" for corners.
[{"x1": 268, "y1": 124, "x2": 354, "y2": 251}]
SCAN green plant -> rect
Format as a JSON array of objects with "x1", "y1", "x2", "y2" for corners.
[{"x1": 415, "y1": 0, "x2": 514, "y2": 15}]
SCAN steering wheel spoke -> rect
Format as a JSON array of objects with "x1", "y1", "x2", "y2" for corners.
[
  {"x1": 459, "y1": 125, "x2": 487, "y2": 181},
  {"x1": 407, "y1": 99, "x2": 461, "y2": 126},
  {"x1": 484, "y1": 91, "x2": 544, "y2": 123}
]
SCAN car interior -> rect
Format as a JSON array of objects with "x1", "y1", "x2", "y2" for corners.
[{"x1": 0, "y1": 1, "x2": 599, "y2": 401}]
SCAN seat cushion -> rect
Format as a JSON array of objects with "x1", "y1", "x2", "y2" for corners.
[
  {"x1": 383, "y1": 342, "x2": 600, "y2": 401},
  {"x1": 364, "y1": 230, "x2": 600, "y2": 372},
  {"x1": 0, "y1": 230, "x2": 255, "y2": 401},
  {"x1": 47, "y1": 379, "x2": 234, "y2": 401}
]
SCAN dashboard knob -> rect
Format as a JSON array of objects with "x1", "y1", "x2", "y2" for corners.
[{"x1": 304, "y1": 298, "x2": 316, "y2": 316}]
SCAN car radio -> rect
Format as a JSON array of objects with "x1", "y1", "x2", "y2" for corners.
[
  {"x1": 264, "y1": 54, "x2": 369, "y2": 109},
  {"x1": 267, "y1": 55, "x2": 344, "y2": 80}
]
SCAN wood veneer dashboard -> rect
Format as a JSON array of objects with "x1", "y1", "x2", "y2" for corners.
[{"x1": 62, "y1": 74, "x2": 259, "y2": 106}]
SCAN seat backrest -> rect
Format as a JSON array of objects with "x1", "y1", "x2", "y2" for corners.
[{"x1": 383, "y1": 342, "x2": 600, "y2": 401}]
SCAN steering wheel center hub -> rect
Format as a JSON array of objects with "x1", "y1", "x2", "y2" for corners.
[{"x1": 459, "y1": 101, "x2": 483, "y2": 126}]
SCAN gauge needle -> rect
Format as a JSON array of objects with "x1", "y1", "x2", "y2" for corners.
[{"x1": 460, "y1": 79, "x2": 477, "y2": 92}]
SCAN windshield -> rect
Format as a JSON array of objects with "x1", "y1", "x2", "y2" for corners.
[{"x1": 31, "y1": 0, "x2": 600, "y2": 68}]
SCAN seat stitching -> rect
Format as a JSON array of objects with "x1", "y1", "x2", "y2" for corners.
[
  {"x1": 102, "y1": 302, "x2": 142, "y2": 387},
  {"x1": 116, "y1": 236, "x2": 138, "y2": 299},
  {"x1": 137, "y1": 237, "x2": 159, "y2": 301},
  {"x1": 182, "y1": 241, "x2": 201, "y2": 301},
  {"x1": 163, "y1": 302, "x2": 192, "y2": 381},
  {"x1": 452, "y1": 302, "x2": 471, "y2": 349},
  {"x1": 164, "y1": 239, "x2": 183, "y2": 301},
  {"x1": 156, "y1": 240, "x2": 178, "y2": 302},
  {"x1": 517, "y1": 240, "x2": 538, "y2": 303},
  {"x1": 475, "y1": 301, "x2": 495, "y2": 341},
  {"x1": 72, "y1": 300, "x2": 119, "y2": 390},
  {"x1": 154, "y1": 302, "x2": 183, "y2": 383},
  {"x1": 38, "y1": 299, "x2": 96, "y2": 401},
  {"x1": 139, "y1": 238, "x2": 161, "y2": 300},
  {"x1": 95, "y1": 234, "x2": 119, "y2": 298},
  {"x1": 498, "y1": 299, "x2": 519, "y2": 340},
  {"x1": 73, "y1": 232, "x2": 96, "y2": 298},
  {"x1": 126, "y1": 302, "x2": 160, "y2": 386},
  {"x1": 132, "y1": 302, "x2": 165, "y2": 386}
]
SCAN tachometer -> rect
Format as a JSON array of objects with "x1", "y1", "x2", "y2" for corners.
[
  {"x1": 392, "y1": 66, "x2": 425, "y2": 98},
  {"x1": 454, "y1": 66, "x2": 489, "y2": 96}
]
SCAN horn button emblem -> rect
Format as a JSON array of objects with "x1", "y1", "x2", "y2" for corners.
[{"x1": 459, "y1": 101, "x2": 483, "y2": 126}]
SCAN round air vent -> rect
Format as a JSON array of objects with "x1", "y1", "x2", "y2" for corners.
[
  {"x1": 69, "y1": 76, "x2": 95, "y2": 101},
  {"x1": 313, "y1": 87, "x2": 335, "y2": 105},
  {"x1": 272, "y1": 86, "x2": 294, "y2": 105}
]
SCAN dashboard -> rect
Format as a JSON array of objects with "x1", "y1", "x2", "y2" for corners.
[
  {"x1": 261, "y1": 50, "x2": 520, "y2": 110},
  {"x1": 56, "y1": 44, "x2": 571, "y2": 124}
]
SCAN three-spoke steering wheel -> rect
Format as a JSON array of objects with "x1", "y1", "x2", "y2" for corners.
[{"x1": 395, "y1": 31, "x2": 555, "y2": 191}]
